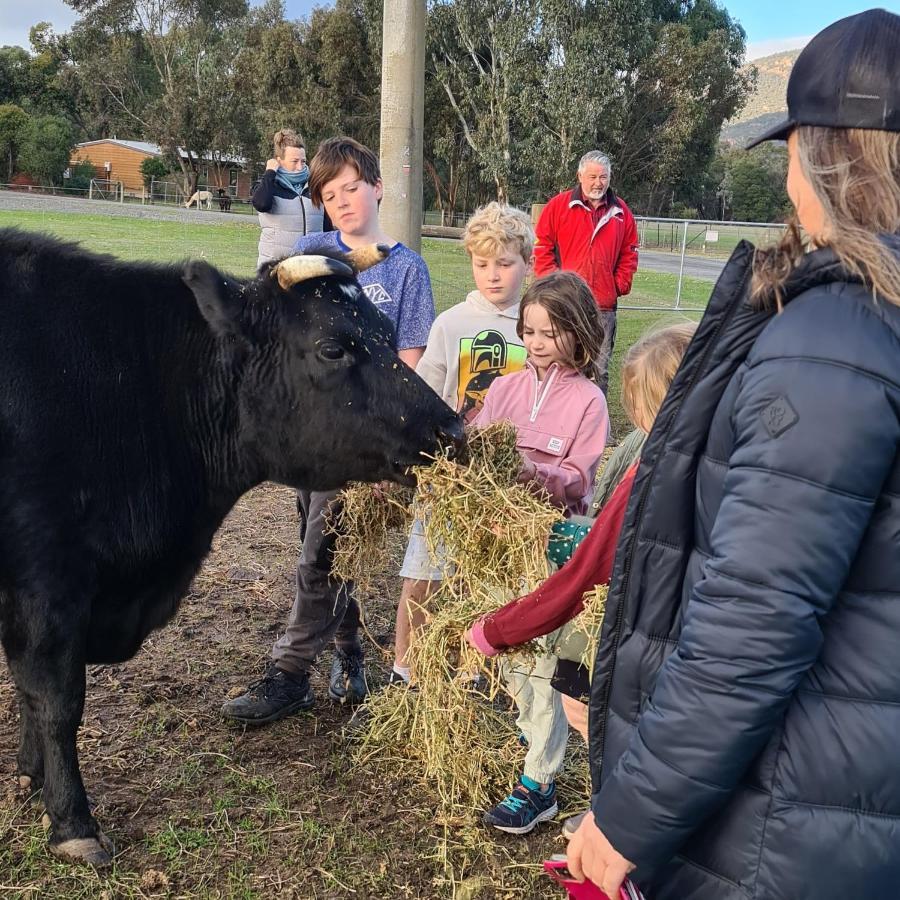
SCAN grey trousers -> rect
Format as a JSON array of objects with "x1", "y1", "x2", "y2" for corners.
[
  {"x1": 597, "y1": 309, "x2": 617, "y2": 398},
  {"x1": 271, "y1": 488, "x2": 361, "y2": 675}
]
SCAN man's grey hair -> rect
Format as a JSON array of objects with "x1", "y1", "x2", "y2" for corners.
[{"x1": 577, "y1": 150, "x2": 612, "y2": 176}]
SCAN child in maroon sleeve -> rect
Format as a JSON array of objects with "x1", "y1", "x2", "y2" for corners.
[
  {"x1": 472, "y1": 272, "x2": 610, "y2": 835},
  {"x1": 467, "y1": 322, "x2": 697, "y2": 838}
]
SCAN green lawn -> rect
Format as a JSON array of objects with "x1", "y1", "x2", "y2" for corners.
[{"x1": 0, "y1": 209, "x2": 707, "y2": 433}]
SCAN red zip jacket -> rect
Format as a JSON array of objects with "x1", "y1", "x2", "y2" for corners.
[
  {"x1": 534, "y1": 188, "x2": 639, "y2": 310},
  {"x1": 471, "y1": 462, "x2": 638, "y2": 653}
]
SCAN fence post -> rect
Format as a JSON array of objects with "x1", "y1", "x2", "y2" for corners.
[{"x1": 674, "y1": 219, "x2": 689, "y2": 309}]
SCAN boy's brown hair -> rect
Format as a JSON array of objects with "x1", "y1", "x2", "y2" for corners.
[
  {"x1": 308, "y1": 136, "x2": 381, "y2": 207},
  {"x1": 517, "y1": 271, "x2": 606, "y2": 382}
]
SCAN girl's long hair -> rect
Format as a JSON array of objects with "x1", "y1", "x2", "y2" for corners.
[
  {"x1": 517, "y1": 271, "x2": 606, "y2": 383},
  {"x1": 752, "y1": 126, "x2": 900, "y2": 308}
]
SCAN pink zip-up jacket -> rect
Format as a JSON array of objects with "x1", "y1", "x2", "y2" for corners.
[{"x1": 473, "y1": 361, "x2": 609, "y2": 516}]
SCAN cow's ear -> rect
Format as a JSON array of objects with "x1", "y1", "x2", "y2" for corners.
[{"x1": 183, "y1": 260, "x2": 244, "y2": 338}]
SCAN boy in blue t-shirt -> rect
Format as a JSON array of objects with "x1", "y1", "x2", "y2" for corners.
[{"x1": 222, "y1": 137, "x2": 436, "y2": 725}]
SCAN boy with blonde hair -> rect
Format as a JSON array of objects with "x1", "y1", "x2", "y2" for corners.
[{"x1": 390, "y1": 202, "x2": 534, "y2": 684}]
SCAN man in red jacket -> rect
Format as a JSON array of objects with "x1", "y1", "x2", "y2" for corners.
[{"x1": 534, "y1": 151, "x2": 639, "y2": 395}]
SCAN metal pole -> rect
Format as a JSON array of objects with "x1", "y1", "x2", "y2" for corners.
[
  {"x1": 675, "y1": 219, "x2": 689, "y2": 309},
  {"x1": 378, "y1": 0, "x2": 426, "y2": 252}
]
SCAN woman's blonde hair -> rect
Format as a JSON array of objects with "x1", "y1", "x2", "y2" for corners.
[
  {"x1": 273, "y1": 128, "x2": 305, "y2": 160},
  {"x1": 621, "y1": 321, "x2": 697, "y2": 432},
  {"x1": 463, "y1": 202, "x2": 535, "y2": 263},
  {"x1": 517, "y1": 272, "x2": 606, "y2": 382},
  {"x1": 752, "y1": 126, "x2": 900, "y2": 308}
]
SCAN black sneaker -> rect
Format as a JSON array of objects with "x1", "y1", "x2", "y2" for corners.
[
  {"x1": 482, "y1": 780, "x2": 558, "y2": 835},
  {"x1": 328, "y1": 648, "x2": 368, "y2": 704},
  {"x1": 221, "y1": 665, "x2": 315, "y2": 725}
]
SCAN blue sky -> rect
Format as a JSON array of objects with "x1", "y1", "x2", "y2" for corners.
[{"x1": 2, "y1": 0, "x2": 898, "y2": 60}]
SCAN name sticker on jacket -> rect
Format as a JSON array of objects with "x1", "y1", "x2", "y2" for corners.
[{"x1": 547, "y1": 436, "x2": 564, "y2": 452}]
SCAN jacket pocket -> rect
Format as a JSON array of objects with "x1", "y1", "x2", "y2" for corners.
[{"x1": 517, "y1": 425, "x2": 572, "y2": 459}]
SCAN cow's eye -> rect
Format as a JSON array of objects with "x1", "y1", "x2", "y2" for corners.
[{"x1": 318, "y1": 341, "x2": 346, "y2": 362}]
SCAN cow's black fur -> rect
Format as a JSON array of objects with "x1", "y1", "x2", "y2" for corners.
[{"x1": 0, "y1": 228, "x2": 461, "y2": 863}]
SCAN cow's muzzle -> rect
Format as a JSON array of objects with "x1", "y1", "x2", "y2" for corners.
[{"x1": 435, "y1": 417, "x2": 466, "y2": 460}]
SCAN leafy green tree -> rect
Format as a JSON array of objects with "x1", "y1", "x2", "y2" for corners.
[
  {"x1": 140, "y1": 156, "x2": 169, "y2": 186},
  {"x1": 61, "y1": 0, "x2": 252, "y2": 196},
  {"x1": 728, "y1": 144, "x2": 790, "y2": 222},
  {"x1": 0, "y1": 104, "x2": 30, "y2": 181},
  {"x1": 67, "y1": 159, "x2": 96, "y2": 193},
  {"x1": 17, "y1": 114, "x2": 76, "y2": 185}
]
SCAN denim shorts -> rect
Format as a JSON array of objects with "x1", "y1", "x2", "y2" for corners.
[{"x1": 398, "y1": 517, "x2": 448, "y2": 582}]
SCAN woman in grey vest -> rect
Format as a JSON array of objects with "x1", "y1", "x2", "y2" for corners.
[{"x1": 252, "y1": 128, "x2": 324, "y2": 269}]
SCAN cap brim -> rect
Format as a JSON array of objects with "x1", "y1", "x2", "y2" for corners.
[{"x1": 744, "y1": 117, "x2": 794, "y2": 149}]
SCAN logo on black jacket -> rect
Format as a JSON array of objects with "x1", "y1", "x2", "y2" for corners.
[{"x1": 761, "y1": 396, "x2": 799, "y2": 438}]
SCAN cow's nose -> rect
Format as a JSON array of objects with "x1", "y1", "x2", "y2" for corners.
[{"x1": 436, "y1": 417, "x2": 466, "y2": 459}]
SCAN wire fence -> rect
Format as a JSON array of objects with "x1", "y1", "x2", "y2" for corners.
[{"x1": 0, "y1": 186, "x2": 786, "y2": 316}]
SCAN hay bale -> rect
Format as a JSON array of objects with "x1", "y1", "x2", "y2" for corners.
[
  {"x1": 325, "y1": 482, "x2": 414, "y2": 598},
  {"x1": 356, "y1": 421, "x2": 565, "y2": 820}
]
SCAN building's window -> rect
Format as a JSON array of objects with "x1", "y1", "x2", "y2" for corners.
[
  {"x1": 200, "y1": 166, "x2": 208, "y2": 184},
  {"x1": 229, "y1": 168, "x2": 238, "y2": 196}
]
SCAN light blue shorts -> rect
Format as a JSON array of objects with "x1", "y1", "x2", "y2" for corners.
[{"x1": 398, "y1": 517, "x2": 448, "y2": 582}]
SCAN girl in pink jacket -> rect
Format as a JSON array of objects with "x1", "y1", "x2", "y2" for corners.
[{"x1": 475, "y1": 271, "x2": 609, "y2": 835}]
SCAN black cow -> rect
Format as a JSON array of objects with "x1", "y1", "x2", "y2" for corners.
[{"x1": 0, "y1": 229, "x2": 462, "y2": 866}]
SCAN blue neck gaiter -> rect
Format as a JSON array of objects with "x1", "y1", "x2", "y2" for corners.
[{"x1": 275, "y1": 166, "x2": 309, "y2": 196}]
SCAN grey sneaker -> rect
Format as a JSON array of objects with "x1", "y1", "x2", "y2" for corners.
[
  {"x1": 328, "y1": 648, "x2": 368, "y2": 704},
  {"x1": 562, "y1": 809, "x2": 589, "y2": 839},
  {"x1": 221, "y1": 665, "x2": 315, "y2": 725}
]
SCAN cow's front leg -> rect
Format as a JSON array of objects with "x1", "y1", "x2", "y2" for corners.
[
  {"x1": 15, "y1": 694, "x2": 44, "y2": 800},
  {"x1": 5, "y1": 603, "x2": 112, "y2": 867}
]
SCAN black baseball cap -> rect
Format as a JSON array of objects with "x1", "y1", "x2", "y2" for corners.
[{"x1": 746, "y1": 8, "x2": 900, "y2": 148}]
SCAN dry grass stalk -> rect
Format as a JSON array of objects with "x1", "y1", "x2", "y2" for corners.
[
  {"x1": 325, "y1": 482, "x2": 414, "y2": 598},
  {"x1": 357, "y1": 421, "x2": 565, "y2": 825},
  {"x1": 567, "y1": 584, "x2": 609, "y2": 671}
]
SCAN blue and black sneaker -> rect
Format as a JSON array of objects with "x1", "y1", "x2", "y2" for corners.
[{"x1": 482, "y1": 779, "x2": 558, "y2": 834}]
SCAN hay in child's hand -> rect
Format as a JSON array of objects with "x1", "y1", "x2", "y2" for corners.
[
  {"x1": 357, "y1": 420, "x2": 565, "y2": 820},
  {"x1": 326, "y1": 482, "x2": 414, "y2": 598}
]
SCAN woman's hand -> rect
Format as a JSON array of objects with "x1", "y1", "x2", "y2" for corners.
[
  {"x1": 265, "y1": 158, "x2": 279, "y2": 171},
  {"x1": 463, "y1": 626, "x2": 477, "y2": 649},
  {"x1": 567, "y1": 812, "x2": 635, "y2": 899}
]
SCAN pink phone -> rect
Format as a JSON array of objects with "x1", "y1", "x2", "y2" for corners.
[{"x1": 543, "y1": 856, "x2": 646, "y2": 900}]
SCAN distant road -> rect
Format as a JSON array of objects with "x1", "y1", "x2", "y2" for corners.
[
  {"x1": 0, "y1": 189, "x2": 248, "y2": 224},
  {"x1": 638, "y1": 249, "x2": 725, "y2": 282}
]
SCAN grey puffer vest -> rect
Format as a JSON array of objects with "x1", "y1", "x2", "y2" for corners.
[{"x1": 256, "y1": 193, "x2": 324, "y2": 269}]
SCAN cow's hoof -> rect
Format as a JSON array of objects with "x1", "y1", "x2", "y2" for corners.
[
  {"x1": 15, "y1": 775, "x2": 42, "y2": 804},
  {"x1": 50, "y1": 833, "x2": 114, "y2": 868}
]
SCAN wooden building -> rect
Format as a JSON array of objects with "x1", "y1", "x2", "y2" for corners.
[{"x1": 69, "y1": 139, "x2": 254, "y2": 199}]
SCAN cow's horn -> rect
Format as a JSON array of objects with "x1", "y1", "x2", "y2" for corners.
[
  {"x1": 272, "y1": 255, "x2": 353, "y2": 290},
  {"x1": 345, "y1": 243, "x2": 391, "y2": 273}
]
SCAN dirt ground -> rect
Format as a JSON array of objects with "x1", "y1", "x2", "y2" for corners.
[{"x1": 0, "y1": 483, "x2": 579, "y2": 899}]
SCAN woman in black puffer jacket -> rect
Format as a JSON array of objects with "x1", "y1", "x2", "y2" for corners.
[{"x1": 569, "y1": 10, "x2": 900, "y2": 900}]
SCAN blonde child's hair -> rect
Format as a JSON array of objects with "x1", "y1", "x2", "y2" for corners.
[
  {"x1": 621, "y1": 322, "x2": 697, "y2": 432},
  {"x1": 462, "y1": 202, "x2": 535, "y2": 263},
  {"x1": 273, "y1": 128, "x2": 305, "y2": 160},
  {"x1": 517, "y1": 271, "x2": 605, "y2": 381}
]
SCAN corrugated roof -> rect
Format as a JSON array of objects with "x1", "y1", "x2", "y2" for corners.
[
  {"x1": 75, "y1": 139, "x2": 162, "y2": 155},
  {"x1": 75, "y1": 139, "x2": 247, "y2": 166}
]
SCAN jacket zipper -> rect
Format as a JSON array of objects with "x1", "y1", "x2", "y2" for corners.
[
  {"x1": 529, "y1": 364, "x2": 558, "y2": 423},
  {"x1": 594, "y1": 261, "x2": 754, "y2": 781}
]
